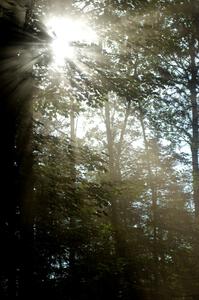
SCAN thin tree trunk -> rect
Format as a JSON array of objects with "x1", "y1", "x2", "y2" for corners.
[
  {"x1": 104, "y1": 100, "x2": 123, "y2": 255},
  {"x1": 105, "y1": 100, "x2": 115, "y2": 179},
  {"x1": 18, "y1": 83, "x2": 34, "y2": 297},
  {"x1": 115, "y1": 102, "x2": 130, "y2": 180},
  {"x1": 68, "y1": 98, "x2": 77, "y2": 300},
  {"x1": 104, "y1": 99, "x2": 129, "y2": 257},
  {"x1": 189, "y1": 40, "x2": 199, "y2": 216},
  {"x1": 138, "y1": 103, "x2": 159, "y2": 296}
]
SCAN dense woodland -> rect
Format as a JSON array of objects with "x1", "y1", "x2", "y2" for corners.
[{"x1": 1, "y1": 0, "x2": 199, "y2": 299}]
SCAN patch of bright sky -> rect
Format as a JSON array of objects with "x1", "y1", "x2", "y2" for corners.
[
  {"x1": 76, "y1": 109, "x2": 106, "y2": 145},
  {"x1": 45, "y1": 16, "x2": 98, "y2": 68}
]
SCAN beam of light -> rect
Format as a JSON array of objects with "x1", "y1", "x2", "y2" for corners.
[{"x1": 46, "y1": 16, "x2": 98, "y2": 68}]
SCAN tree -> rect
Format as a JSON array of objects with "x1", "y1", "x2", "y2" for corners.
[
  {"x1": 2, "y1": 0, "x2": 199, "y2": 298},
  {"x1": 140, "y1": 0, "x2": 199, "y2": 216},
  {"x1": 0, "y1": 1, "x2": 35, "y2": 296}
]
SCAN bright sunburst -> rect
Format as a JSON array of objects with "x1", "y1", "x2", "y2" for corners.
[{"x1": 46, "y1": 16, "x2": 97, "y2": 67}]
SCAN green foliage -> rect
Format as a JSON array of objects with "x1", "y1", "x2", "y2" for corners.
[
  {"x1": 2, "y1": 0, "x2": 199, "y2": 299},
  {"x1": 30, "y1": 0, "x2": 199, "y2": 296}
]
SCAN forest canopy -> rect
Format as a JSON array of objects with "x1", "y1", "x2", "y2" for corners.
[{"x1": 0, "y1": 0, "x2": 199, "y2": 299}]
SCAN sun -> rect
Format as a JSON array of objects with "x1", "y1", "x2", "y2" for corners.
[{"x1": 46, "y1": 16, "x2": 97, "y2": 67}]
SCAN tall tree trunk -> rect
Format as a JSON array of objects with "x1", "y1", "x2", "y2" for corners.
[
  {"x1": 138, "y1": 103, "x2": 159, "y2": 297},
  {"x1": 0, "y1": 97, "x2": 18, "y2": 297},
  {"x1": 105, "y1": 100, "x2": 115, "y2": 179},
  {"x1": 16, "y1": 73, "x2": 34, "y2": 297},
  {"x1": 0, "y1": 2, "x2": 32, "y2": 295},
  {"x1": 104, "y1": 99, "x2": 127, "y2": 257},
  {"x1": 68, "y1": 98, "x2": 77, "y2": 300},
  {"x1": 104, "y1": 100, "x2": 123, "y2": 256},
  {"x1": 189, "y1": 40, "x2": 199, "y2": 217},
  {"x1": 115, "y1": 102, "x2": 130, "y2": 180}
]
